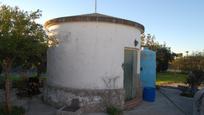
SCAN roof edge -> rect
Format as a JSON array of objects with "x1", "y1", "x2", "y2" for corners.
[{"x1": 44, "y1": 13, "x2": 145, "y2": 33}]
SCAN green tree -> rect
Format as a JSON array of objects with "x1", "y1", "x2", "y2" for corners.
[
  {"x1": 0, "y1": 5, "x2": 47, "y2": 113},
  {"x1": 156, "y1": 46, "x2": 175, "y2": 72},
  {"x1": 141, "y1": 34, "x2": 175, "y2": 72}
]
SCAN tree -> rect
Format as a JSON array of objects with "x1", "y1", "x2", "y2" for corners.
[
  {"x1": 0, "y1": 5, "x2": 47, "y2": 113},
  {"x1": 29, "y1": 45, "x2": 47, "y2": 77},
  {"x1": 156, "y1": 46, "x2": 175, "y2": 72},
  {"x1": 141, "y1": 34, "x2": 175, "y2": 72}
]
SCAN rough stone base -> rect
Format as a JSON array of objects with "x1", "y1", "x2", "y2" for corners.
[{"x1": 43, "y1": 85, "x2": 125, "y2": 112}]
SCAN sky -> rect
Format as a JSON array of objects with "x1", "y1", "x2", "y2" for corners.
[{"x1": 1, "y1": 0, "x2": 204, "y2": 54}]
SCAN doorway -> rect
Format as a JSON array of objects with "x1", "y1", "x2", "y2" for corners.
[{"x1": 124, "y1": 48, "x2": 138, "y2": 101}]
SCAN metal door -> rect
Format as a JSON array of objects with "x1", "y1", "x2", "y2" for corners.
[{"x1": 124, "y1": 48, "x2": 137, "y2": 101}]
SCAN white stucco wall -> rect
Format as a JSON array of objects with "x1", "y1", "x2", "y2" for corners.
[{"x1": 47, "y1": 22, "x2": 141, "y2": 89}]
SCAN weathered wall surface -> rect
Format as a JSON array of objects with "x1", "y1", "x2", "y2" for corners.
[
  {"x1": 43, "y1": 85, "x2": 125, "y2": 112},
  {"x1": 47, "y1": 22, "x2": 141, "y2": 89}
]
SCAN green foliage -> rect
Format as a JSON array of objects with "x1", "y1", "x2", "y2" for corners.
[
  {"x1": 0, "y1": 4, "x2": 48, "y2": 113},
  {"x1": 0, "y1": 106, "x2": 25, "y2": 115},
  {"x1": 0, "y1": 4, "x2": 48, "y2": 71},
  {"x1": 156, "y1": 47, "x2": 175, "y2": 72},
  {"x1": 106, "y1": 106, "x2": 122, "y2": 115},
  {"x1": 141, "y1": 34, "x2": 175, "y2": 72}
]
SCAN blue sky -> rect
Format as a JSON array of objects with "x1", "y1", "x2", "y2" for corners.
[{"x1": 1, "y1": 0, "x2": 204, "y2": 54}]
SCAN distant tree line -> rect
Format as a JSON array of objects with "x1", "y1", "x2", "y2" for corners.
[{"x1": 170, "y1": 51, "x2": 204, "y2": 72}]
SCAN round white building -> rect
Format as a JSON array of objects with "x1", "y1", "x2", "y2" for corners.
[{"x1": 43, "y1": 13, "x2": 144, "y2": 112}]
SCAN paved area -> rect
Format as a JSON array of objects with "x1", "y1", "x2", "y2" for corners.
[
  {"x1": 8, "y1": 88, "x2": 193, "y2": 115},
  {"x1": 124, "y1": 91, "x2": 183, "y2": 115},
  {"x1": 25, "y1": 97, "x2": 56, "y2": 115},
  {"x1": 84, "y1": 88, "x2": 193, "y2": 115},
  {"x1": 123, "y1": 88, "x2": 193, "y2": 115},
  {"x1": 159, "y1": 87, "x2": 193, "y2": 115}
]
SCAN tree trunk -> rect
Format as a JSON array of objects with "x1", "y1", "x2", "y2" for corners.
[{"x1": 3, "y1": 58, "x2": 13, "y2": 114}]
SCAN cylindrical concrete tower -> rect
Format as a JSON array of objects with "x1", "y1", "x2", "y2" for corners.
[{"x1": 43, "y1": 13, "x2": 144, "y2": 112}]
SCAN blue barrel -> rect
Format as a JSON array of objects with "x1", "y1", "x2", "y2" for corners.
[{"x1": 143, "y1": 87, "x2": 156, "y2": 102}]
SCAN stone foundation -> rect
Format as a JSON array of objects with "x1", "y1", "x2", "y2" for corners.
[{"x1": 43, "y1": 85, "x2": 125, "y2": 112}]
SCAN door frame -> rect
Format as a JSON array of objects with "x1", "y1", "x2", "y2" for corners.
[{"x1": 124, "y1": 47, "x2": 139, "y2": 100}]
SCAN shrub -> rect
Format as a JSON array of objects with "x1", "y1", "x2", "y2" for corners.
[
  {"x1": 16, "y1": 77, "x2": 41, "y2": 97},
  {"x1": 186, "y1": 70, "x2": 204, "y2": 93}
]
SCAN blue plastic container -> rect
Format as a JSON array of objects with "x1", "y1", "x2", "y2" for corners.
[
  {"x1": 140, "y1": 47, "x2": 156, "y2": 88},
  {"x1": 143, "y1": 87, "x2": 156, "y2": 102}
]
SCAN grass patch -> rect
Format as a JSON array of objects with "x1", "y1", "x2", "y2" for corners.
[{"x1": 156, "y1": 72, "x2": 187, "y2": 85}]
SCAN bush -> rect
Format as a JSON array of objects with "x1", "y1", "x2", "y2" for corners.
[
  {"x1": 0, "y1": 106, "x2": 25, "y2": 115},
  {"x1": 16, "y1": 77, "x2": 41, "y2": 97},
  {"x1": 106, "y1": 106, "x2": 122, "y2": 115},
  {"x1": 186, "y1": 70, "x2": 204, "y2": 93}
]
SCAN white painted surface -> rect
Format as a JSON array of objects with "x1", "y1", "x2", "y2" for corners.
[{"x1": 47, "y1": 22, "x2": 141, "y2": 89}]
